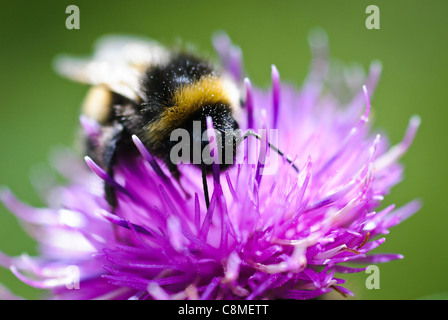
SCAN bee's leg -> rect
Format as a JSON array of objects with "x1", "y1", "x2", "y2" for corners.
[
  {"x1": 100, "y1": 122, "x2": 125, "y2": 209},
  {"x1": 201, "y1": 162, "x2": 210, "y2": 210},
  {"x1": 104, "y1": 174, "x2": 118, "y2": 208}
]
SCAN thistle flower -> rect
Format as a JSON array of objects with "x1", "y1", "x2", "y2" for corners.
[{"x1": 0, "y1": 32, "x2": 421, "y2": 300}]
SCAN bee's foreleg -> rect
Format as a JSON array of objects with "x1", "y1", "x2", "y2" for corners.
[{"x1": 99, "y1": 122, "x2": 125, "y2": 209}]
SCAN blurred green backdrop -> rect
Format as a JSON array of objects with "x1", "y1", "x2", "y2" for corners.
[{"x1": 0, "y1": 0, "x2": 446, "y2": 300}]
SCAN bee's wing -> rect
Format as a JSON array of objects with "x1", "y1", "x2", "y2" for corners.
[{"x1": 54, "y1": 35, "x2": 170, "y2": 101}]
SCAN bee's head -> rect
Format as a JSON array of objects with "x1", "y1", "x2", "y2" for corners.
[
  {"x1": 199, "y1": 103, "x2": 240, "y2": 173},
  {"x1": 165, "y1": 102, "x2": 240, "y2": 173}
]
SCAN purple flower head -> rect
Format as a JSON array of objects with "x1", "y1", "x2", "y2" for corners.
[{"x1": 0, "y1": 32, "x2": 421, "y2": 300}]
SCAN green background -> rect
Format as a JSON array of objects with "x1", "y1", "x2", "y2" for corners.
[{"x1": 0, "y1": 0, "x2": 446, "y2": 300}]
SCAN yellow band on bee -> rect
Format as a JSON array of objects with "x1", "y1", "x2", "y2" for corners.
[{"x1": 146, "y1": 75, "x2": 231, "y2": 143}]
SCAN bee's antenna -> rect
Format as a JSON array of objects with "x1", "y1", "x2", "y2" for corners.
[{"x1": 238, "y1": 130, "x2": 300, "y2": 173}]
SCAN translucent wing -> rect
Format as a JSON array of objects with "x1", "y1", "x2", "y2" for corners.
[{"x1": 54, "y1": 35, "x2": 171, "y2": 101}]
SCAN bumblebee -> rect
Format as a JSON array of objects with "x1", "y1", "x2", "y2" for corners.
[
  {"x1": 55, "y1": 35, "x2": 244, "y2": 207},
  {"x1": 55, "y1": 35, "x2": 297, "y2": 208}
]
